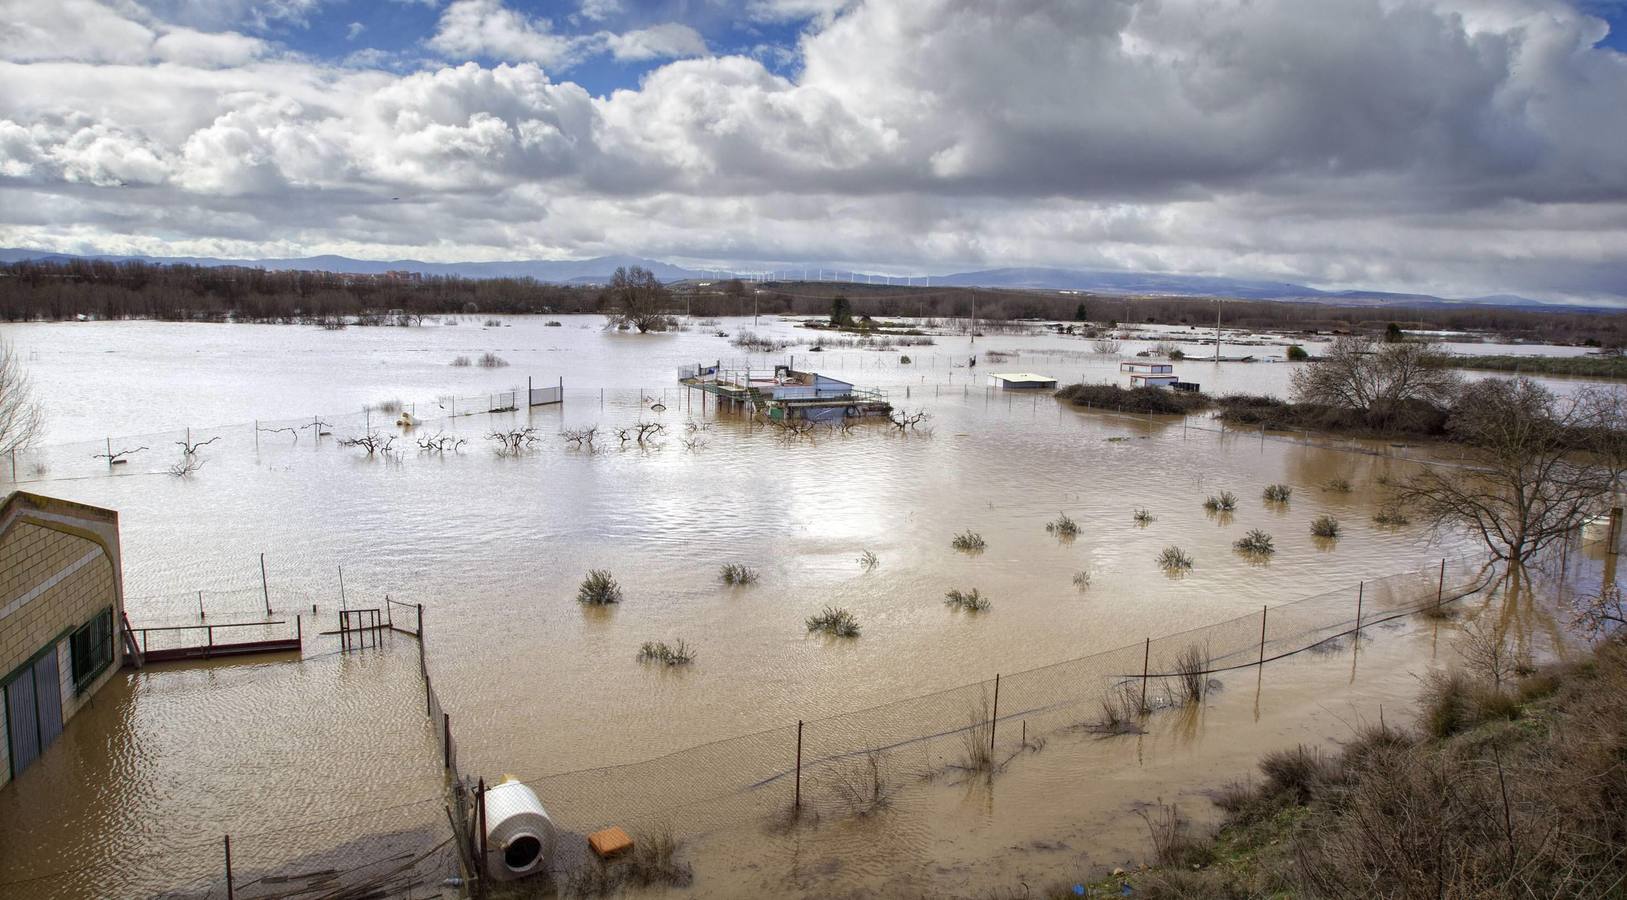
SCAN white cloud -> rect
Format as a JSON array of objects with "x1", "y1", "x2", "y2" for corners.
[
  {"x1": 2, "y1": 0, "x2": 1627, "y2": 302},
  {"x1": 346, "y1": 22, "x2": 365, "y2": 41},
  {"x1": 602, "y1": 23, "x2": 708, "y2": 62},
  {"x1": 577, "y1": 0, "x2": 622, "y2": 22},
  {"x1": 428, "y1": 0, "x2": 591, "y2": 69}
]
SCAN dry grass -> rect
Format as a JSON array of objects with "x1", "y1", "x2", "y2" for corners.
[
  {"x1": 560, "y1": 824, "x2": 693, "y2": 897},
  {"x1": 958, "y1": 698, "x2": 995, "y2": 772},
  {"x1": 827, "y1": 749, "x2": 893, "y2": 817},
  {"x1": 1171, "y1": 644, "x2": 1209, "y2": 705},
  {"x1": 1092, "y1": 680, "x2": 1148, "y2": 734},
  {"x1": 1137, "y1": 802, "x2": 1213, "y2": 869},
  {"x1": 951, "y1": 530, "x2": 987, "y2": 552},
  {"x1": 1142, "y1": 640, "x2": 1627, "y2": 899}
]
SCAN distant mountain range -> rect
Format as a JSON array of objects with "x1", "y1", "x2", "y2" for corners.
[{"x1": 0, "y1": 248, "x2": 1561, "y2": 310}]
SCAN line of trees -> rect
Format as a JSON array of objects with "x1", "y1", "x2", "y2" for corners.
[{"x1": 3, "y1": 259, "x2": 1625, "y2": 345}]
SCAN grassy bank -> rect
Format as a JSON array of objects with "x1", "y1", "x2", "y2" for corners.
[
  {"x1": 1078, "y1": 636, "x2": 1627, "y2": 898},
  {"x1": 1214, "y1": 393, "x2": 1450, "y2": 439},
  {"x1": 1055, "y1": 383, "x2": 1213, "y2": 415},
  {"x1": 1447, "y1": 353, "x2": 1627, "y2": 379}
]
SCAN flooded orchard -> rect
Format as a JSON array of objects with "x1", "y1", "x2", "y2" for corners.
[{"x1": 0, "y1": 316, "x2": 1600, "y2": 897}]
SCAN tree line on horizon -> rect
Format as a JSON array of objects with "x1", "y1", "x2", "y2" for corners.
[{"x1": 1, "y1": 258, "x2": 1622, "y2": 346}]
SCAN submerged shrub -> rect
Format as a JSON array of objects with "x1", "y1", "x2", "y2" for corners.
[
  {"x1": 1203, "y1": 490, "x2": 1238, "y2": 512},
  {"x1": 719, "y1": 563, "x2": 759, "y2": 585},
  {"x1": 944, "y1": 588, "x2": 991, "y2": 612},
  {"x1": 1046, "y1": 513, "x2": 1080, "y2": 537},
  {"x1": 1073, "y1": 570, "x2": 1092, "y2": 591},
  {"x1": 1263, "y1": 483, "x2": 1293, "y2": 503},
  {"x1": 1373, "y1": 506, "x2": 1411, "y2": 526},
  {"x1": 637, "y1": 640, "x2": 695, "y2": 666},
  {"x1": 478, "y1": 351, "x2": 509, "y2": 368},
  {"x1": 951, "y1": 530, "x2": 987, "y2": 552},
  {"x1": 857, "y1": 549, "x2": 879, "y2": 571},
  {"x1": 806, "y1": 606, "x2": 861, "y2": 637},
  {"x1": 450, "y1": 355, "x2": 472, "y2": 367},
  {"x1": 1133, "y1": 508, "x2": 1155, "y2": 525},
  {"x1": 577, "y1": 569, "x2": 623, "y2": 605},
  {"x1": 1158, "y1": 546, "x2": 1194, "y2": 572},
  {"x1": 1234, "y1": 529, "x2": 1275, "y2": 555},
  {"x1": 1311, "y1": 515, "x2": 1341, "y2": 538},
  {"x1": 1323, "y1": 478, "x2": 1353, "y2": 493}
]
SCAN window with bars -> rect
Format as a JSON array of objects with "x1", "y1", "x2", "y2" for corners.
[{"x1": 70, "y1": 607, "x2": 113, "y2": 691}]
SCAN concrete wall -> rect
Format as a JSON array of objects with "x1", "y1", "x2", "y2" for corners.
[{"x1": 0, "y1": 492, "x2": 123, "y2": 790}]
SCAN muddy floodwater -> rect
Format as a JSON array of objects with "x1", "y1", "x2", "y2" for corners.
[{"x1": 0, "y1": 316, "x2": 1608, "y2": 897}]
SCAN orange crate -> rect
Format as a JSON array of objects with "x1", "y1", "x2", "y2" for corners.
[{"x1": 588, "y1": 826, "x2": 633, "y2": 859}]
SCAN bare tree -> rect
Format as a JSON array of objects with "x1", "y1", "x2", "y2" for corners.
[
  {"x1": 93, "y1": 445, "x2": 148, "y2": 465},
  {"x1": 615, "y1": 421, "x2": 666, "y2": 444},
  {"x1": 888, "y1": 409, "x2": 930, "y2": 430},
  {"x1": 1090, "y1": 337, "x2": 1122, "y2": 355},
  {"x1": 604, "y1": 266, "x2": 674, "y2": 333},
  {"x1": 339, "y1": 432, "x2": 394, "y2": 456},
  {"x1": 416, "y1": 432, "x2": 466, "y2": 453},
  {"x1": 1396, "y1": 378, "x2": 1627, "y2": 568},
  {"x1": 0, "y1": 339, "x2": 44, "y2": 455},
  {"x1": 561, "y1": 426, "x2": 599, "y2": 449},
  {"x1": 167, "y1": 456, "x2": 205, "y2": 477},
  {"x1": 175, "y1": 435, "x2": 220, "y2": 456},
  {"x1": 1291, "y1": 336, "x2": 1462, "y2": 415},
  {"x1": 488, "y1": 427, "x2": 540, "y2": 455}
]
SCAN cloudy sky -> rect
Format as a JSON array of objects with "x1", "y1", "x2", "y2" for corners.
[{"x1": 1, "y1": 0, "x2": 1626, "y2": 302}]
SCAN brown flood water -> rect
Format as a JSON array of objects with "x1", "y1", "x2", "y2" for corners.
[{"x1": 0, "y1": 317, "x2": 1609, "y2": 897}]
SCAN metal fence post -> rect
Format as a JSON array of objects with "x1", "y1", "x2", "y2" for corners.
[
  {"x1": 224, "y1": 835, "x2": 234, "y2": 900},
  {"x1": 1356, "y1": 582, "x2": 1364, "y2": 637},
  {"x1": 477, "y1": 777, "x2": 488, "y2": 873},
  {"x1": 260, "y1": 553, "x2": 271, "y2": 615},
  {"x1": 794, "y1": 720, "x2": 803, "y2": 811},
  {"x1": 1436, "y1": 558, "x2": 1446, "y2": 611},
  {"x1": 1140, "y1": 638, "x2": 1150, "y2": 711},
  {"x1": 443, "y1": 713, "x2": 451, "y2": 769},
  {"x1": 1258, "y1": 605, "x2": 1268, "y2": 666},
  {"x1": 990, "y1": 673, "x2": 1000, "y2": 753}
]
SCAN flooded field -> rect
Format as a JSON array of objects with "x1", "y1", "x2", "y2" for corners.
[{"x1": 0, "y1": 316, "x2": 1609, "y2": 897}]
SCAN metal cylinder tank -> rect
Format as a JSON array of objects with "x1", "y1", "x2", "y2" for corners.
[{"x1": 482, "y1": 780, "x2": 557, "y2": 881}]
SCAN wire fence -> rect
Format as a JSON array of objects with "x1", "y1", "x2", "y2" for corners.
[{"x1": 453, "y1": 553, "x2": 1496, "y2": 881}]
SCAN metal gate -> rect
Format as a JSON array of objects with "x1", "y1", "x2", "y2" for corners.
[{"x1": 5, "y1": 649, "x2": 63, "y2": 779}]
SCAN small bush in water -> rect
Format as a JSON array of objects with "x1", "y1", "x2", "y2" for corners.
[
  {"x1": 1262, "y1": 484, "x2": 1293, "y2": 503},
  {"x1": 951, "y1": 530, "x2": 987, "y2": 552},
  {"x1": 1046, "y1": 513, "x2": 1080, "y2": 537},
  {"x1": 720, "y1": 563, "x2": 759, "y2": 585},
  {"x1": 1203, "y1": 491, "x2": 1238, "y2": 512},
  {"x1": 1158, "y1": 546, "x2": 1194, "y2": 572},
  {"x1": 1234, "y1": 529, "x2": 1275, "y2": 555},
  {"x1": 1133, "y1": 508, "x2": 1155, "y2": 525},
  {"x1": 806, "y1": 606, "x2": 861, "y2": 637},
  {"x1": 1311, "y1": 515, "x2": 1341, "y2": 538},
  {"x1": 637, "y1": 640, "x2": 695, "y2": 665},
  {"x1": 944, "y1": 589, "x2": 991, "y2": 612},
  {"x1": 578, "y1": 569, "x2": 623, "y2": 604}
]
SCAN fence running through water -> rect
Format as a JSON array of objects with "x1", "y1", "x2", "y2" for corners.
[{"x1": 442, "y1": 553, "x2": 1495, "y2": 886}]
